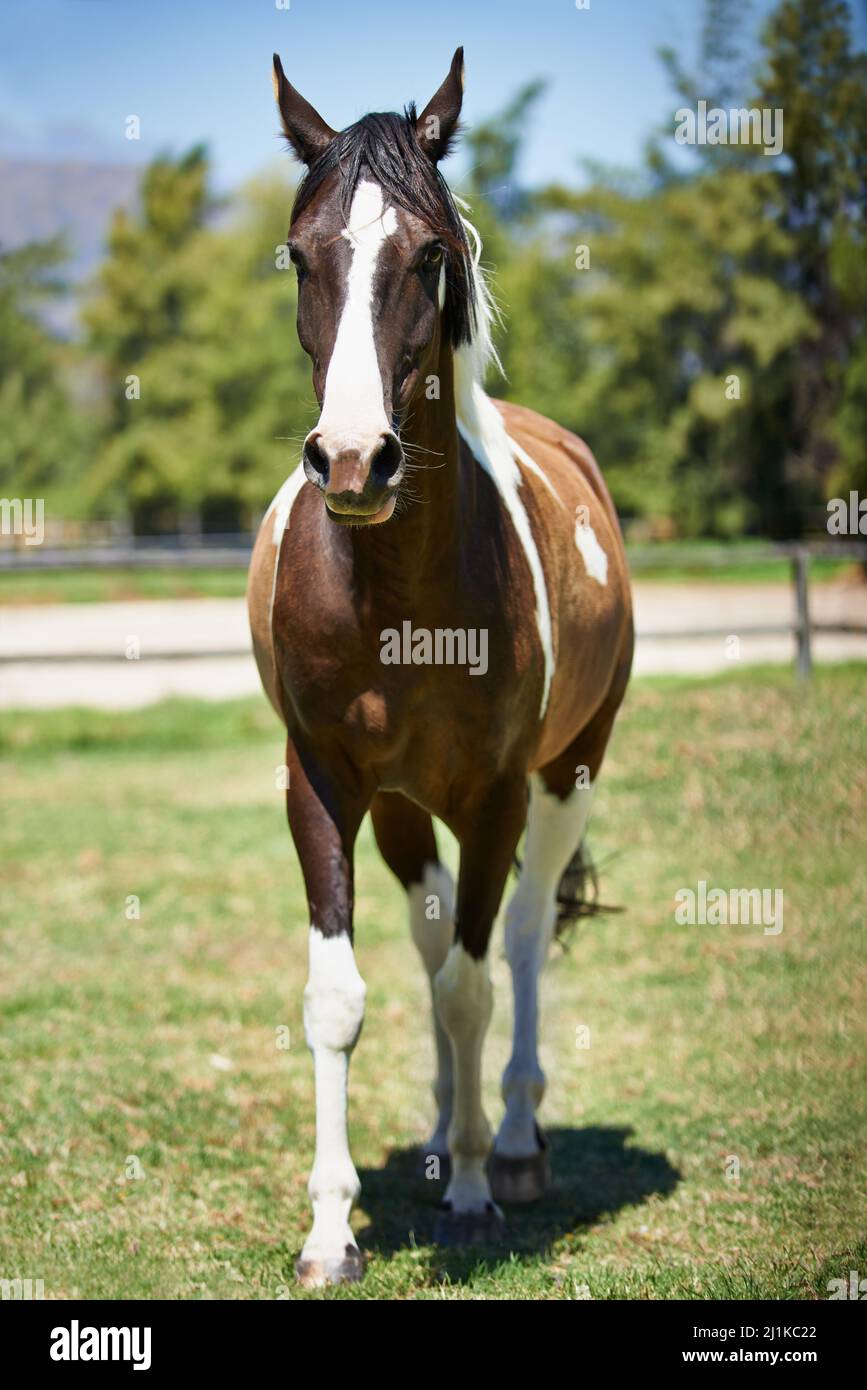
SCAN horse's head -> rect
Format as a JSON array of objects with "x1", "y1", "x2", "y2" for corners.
[{"x1": 273, "y1": 48, "x2": 477, "y2": 524}]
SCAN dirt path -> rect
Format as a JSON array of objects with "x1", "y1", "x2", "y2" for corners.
[{"x1": 1, "y1": 581, "x2": 865, "y2": 709}]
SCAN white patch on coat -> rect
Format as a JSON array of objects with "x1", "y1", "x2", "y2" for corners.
[
  {"x1": 574, "y1": 519, "x2": 609, "y2": 586},
  {"x1": 451, "y1": 210, "x2": 555, "y2": 719},
  {"x1": 268, "y1": 463, "x2": 307, "y2": 547},
  {"x1": 454, "y1": 378, "x2": 555, "y2": 718},
  {"x1": 312, "y1": 180, "x2": 397, "y2": 462},
  {"x1": 513, "y1": 438, "x2": 563, "y2": 506},
  {"x1": 495, "y1": 773, "x2": 595, "y2": 1158},
  {"x1": 265, "y1": 463, "x2": 308, "y2": 631},
  {"x1": 300, "y1": 929, "x2": 366, "y2": 1272}
]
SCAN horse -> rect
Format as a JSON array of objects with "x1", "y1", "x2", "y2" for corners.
[{"x1": 247, "y1": 47, "x2": 633, "y2": 1288}]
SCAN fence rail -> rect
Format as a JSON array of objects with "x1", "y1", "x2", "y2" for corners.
[
  {"x1": 1, "y1": 538, "x2": 865, "y2": 677},
  {"x1": 3, "y1": 537, "x2": 866, "y2": 571},
  {"x1": 0, "y1": 539, "x2": 255, "y2": 571}
]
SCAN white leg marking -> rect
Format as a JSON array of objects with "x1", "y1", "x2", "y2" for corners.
[
  {"x1": 300, "y1": 929, "x2": 366, "y2": 1274},
  {"x1": 495, "y1": 773, "x2": 595, "y2": 1158},
  {"x1": 433, "y1": 942, "x2": 499, "y2": 1214},
  {"x1": 314, "y1": 180, "x2": 398, "y2": 460},
  {"x1": 408, "y1": 862, "x2": 455, "y2": 1159}
]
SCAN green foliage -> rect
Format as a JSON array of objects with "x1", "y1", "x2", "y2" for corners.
[
  {"x1": 753, "y1": 0, "x2": 867, "y2": 512},
  {"x1": 0, "y1": 236, "x2": 81, "y2": 502},
  {"x1": 83, "y1": 153, "x2": 313, "y2": 531},
  {"x1": 9, "y1": 0, "x2": 865, "y2": 539},
  {"x1": 486, "y1": 0, "x2": 866, "y2": 536}
]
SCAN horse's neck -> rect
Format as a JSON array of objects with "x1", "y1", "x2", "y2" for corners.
[{"x1": 348, "y1": 340, "x2": 466, "y2": 595}]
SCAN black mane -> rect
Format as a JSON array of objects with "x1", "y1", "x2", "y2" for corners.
[{"x1": 291, "y1": 105, "x2": 477, "y2": 349}]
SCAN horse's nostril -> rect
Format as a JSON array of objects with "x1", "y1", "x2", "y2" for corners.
[
  {"x1": 303, "y1": 435, "x2": 329, "y2": 488},
  {"x1": 370, "y1": 433, "x2": 404, "y2": 487}
]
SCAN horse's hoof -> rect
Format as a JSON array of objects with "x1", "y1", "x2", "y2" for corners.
[
  {"x1": 295, "y1": 1243, "x2": 365, "y2": 1289},
  {"x1": 488, "y1": 1127, "x2": 551, "y2": 1204},
  {"x1": 432, "y1": 1202, "x2": 505, "y2": 1247},
  {"x1": 417, "y1": 1147, "x2": 451, "y2": 1183}
]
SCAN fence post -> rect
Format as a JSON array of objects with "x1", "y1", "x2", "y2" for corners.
[{"x1": 792, "y1": 546, "x2": 812, "y2": 678}]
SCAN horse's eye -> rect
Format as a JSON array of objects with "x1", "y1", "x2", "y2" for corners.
[
  {"x1": 288, "y1": 247, "x2": 308, "y2": 276},
  {"x1": 422, "y1": 243, "x2": 444, "y2": 270}
]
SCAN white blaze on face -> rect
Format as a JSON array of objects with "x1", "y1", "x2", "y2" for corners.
[{"x1": 315, "y1": 180, "x2": 398, "y2": 458}]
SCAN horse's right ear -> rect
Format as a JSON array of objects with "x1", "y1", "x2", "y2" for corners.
[{"x1": 272, "y1": 54, "x2": 336, "y2": 166}]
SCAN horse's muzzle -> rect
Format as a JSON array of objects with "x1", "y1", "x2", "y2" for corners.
[{"x1": 303, "y1": 431, "x2": 403, "y2": 525}]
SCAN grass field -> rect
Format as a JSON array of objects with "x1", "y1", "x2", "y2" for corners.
[
  {"x1": 1, "y1": 667, "x2": 864, "y2": 1300},
  {"x1": 0, "y1": 567, "x2": 250, "y2": 606}
]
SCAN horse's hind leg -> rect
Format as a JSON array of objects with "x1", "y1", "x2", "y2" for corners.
[
  {"x1": 432, "y1": 777, "x2": 528, "y2": 1245},
  {"x1": 370, "y1": 792, "x2": 455, "y2": 1174},
  {"x1": 490, "y1": 695, "x2": 622, "y2": 1203}
]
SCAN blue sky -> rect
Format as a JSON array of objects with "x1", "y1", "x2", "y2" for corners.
[{"x1": 2, "y1": 0, "x2": 864, "y2": 191}]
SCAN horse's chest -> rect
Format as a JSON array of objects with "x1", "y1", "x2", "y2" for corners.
[{"x1": 281, "y1": 621, "x2": 511, "y2": 795}]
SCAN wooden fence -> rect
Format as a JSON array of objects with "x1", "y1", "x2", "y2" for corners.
[{"x1": 1, "y1": 537, "x2": 865, "y2": 677}]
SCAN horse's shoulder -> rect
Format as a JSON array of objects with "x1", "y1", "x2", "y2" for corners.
[{"x1": 492, "y1": 398, "x2": 620, "y2": 534}]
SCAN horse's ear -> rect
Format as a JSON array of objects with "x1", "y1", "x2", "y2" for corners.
[
  {"x1": 272, "y1": 54, "x2": 336, "y2": 166},
  {"x1": 415, "y1": 47, "x2": 464, "y2": 162}
]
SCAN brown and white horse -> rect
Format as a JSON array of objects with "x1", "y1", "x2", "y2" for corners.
[{"x1": 247, "y1": 47, "x2": 633, "y2": 1287}]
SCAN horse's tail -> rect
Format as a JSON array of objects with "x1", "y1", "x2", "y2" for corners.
[
  {"x1": 553, "y1": 840, "x2": 598, "y2": 938},
  {"x1": 512, "y1": 841, "x2": 622, "y2": 945},
  {"x1": 553, "y1": 841, "x2": 623, "y2": 943}
]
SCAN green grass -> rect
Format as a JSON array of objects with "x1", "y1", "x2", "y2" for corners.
[
  {"x1": 0, "y1": 567, "x2": 249, "y2": 605},
  {"x1": 1, "y1": 666, "x2": 864, "y2": 1300},
  {"x1": 624, "y1": 540, "x2": 855, "y2": 585}
]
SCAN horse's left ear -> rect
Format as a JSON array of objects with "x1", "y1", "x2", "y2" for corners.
[{"x1": 415, "y1": 47, "x2": 464, "y2": 162}]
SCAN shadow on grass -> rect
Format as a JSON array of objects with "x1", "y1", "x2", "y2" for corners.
[{"x1": 355, "y1": 1125, "x2": 680, "y2": 1280}]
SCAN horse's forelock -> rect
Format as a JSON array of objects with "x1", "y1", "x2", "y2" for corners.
[{"x1": 290, "y1": 107, "x2": 477, "y2": 349}]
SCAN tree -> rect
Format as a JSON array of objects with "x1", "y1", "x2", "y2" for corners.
[
  {"x1": 496, "y1": 0, "x2": 866, "y2": 536},
  {"x1": 84, "y1": 151, "x2": 314, "y2": 530},
  {"x1": 0, "y1": 236, "x2": 80, "y2": 508},
  {"x1": 756, "y1": 0, "x2": 867, "y2": 509},
  {"x1": 84, "y1": 147, "x2": 214, "y2": 531}
]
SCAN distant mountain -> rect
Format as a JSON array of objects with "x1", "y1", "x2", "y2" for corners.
[{"x1": 0, "y1": 158, "x2": 142, "y2": 335}]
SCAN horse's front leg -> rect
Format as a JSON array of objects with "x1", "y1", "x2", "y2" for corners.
[
  {"x1": 432, "y1": 779, "x2": 527, "y2": 1245},
  {"x1": 284, "y1": 737, "x2": 371, "y2": 1288}
]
